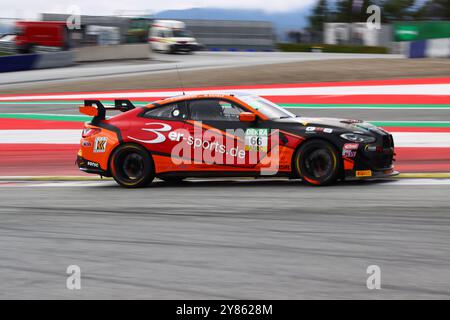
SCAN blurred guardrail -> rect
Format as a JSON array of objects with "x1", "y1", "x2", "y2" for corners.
[
  {"x1": 0, "y1": 43, "x2": 151, "y2": 72},
  {"x1": 406, "y1": 39, "x2": 450, "y2": 58},
  {"x1": 0, "y1": 51, "x2": 75, "y2": 72}
]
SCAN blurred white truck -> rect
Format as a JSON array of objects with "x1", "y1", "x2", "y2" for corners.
[{"x1": 149, "y1": 20, "x2": 201, "y2": 53}]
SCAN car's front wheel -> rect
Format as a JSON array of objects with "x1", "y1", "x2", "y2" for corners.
[
  {"x1": 294, "y1": 139, "x2": 342, "y2": 186},
  {"x1": 109, "y1": 144, "x2": 154, "y2": 188}
]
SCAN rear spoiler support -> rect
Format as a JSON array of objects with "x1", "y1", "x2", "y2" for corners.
[{"x1": 81, "y1": 99, "x2": 136, "y2": 124}]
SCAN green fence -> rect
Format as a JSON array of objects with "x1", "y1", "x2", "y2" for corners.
[{"x1": 394, "y1": 21, "x2": 450, "y2": 41}]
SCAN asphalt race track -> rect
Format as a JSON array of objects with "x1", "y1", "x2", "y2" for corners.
[{"x1": 0, "y1": 178, "x2": 450, "y2": 299}]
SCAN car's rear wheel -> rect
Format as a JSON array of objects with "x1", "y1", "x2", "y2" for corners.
[
  {"x1": 110, "y1": 144, "x2": 154, "y2": 188},
  {"x1": 294, "y1": 140, "x2": 341, "y2": 186}
]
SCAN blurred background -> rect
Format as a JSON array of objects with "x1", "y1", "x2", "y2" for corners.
[{"x1": 0, "y1": 0, "x2": 449, "y2": 66}]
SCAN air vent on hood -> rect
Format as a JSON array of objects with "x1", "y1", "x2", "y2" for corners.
[{"x1": 340, "y1": 119, "x2": 363, "y2": 124}]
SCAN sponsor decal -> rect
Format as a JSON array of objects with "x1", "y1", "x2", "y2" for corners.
[
  {"x1": 344, "y1": 143, "x2": 359, "y2": 150},
  {"x1": 305, "y1": 126, "x2": 333, "y2": 133},
  {"x1": 342, "y1": 149, "x2": 357, "y2": 158},
  {"x1": 168, "y1": 125, "x2": 247, "y2": 162},
  {"x1": 168, "y1": 123, "x2": 280, "y2": 175},
  {"x1": 365, "y1": 145, "x2": 384, "y2": 152},
  {"x1": 245, "y1": 128, "x2": 268, "y2": 152},
  {"x1": 128, "y1": 123, "x2": 172, "y2": 144},
  {"x1": 185, "y1": 134, "x2": 246, "y2": 160},
  {"x1": 356, "y1": 170, "x2": 372, "y2": 177},
  {"x1": 87, "y1": 161, "x2": 99, "y2": 168},
  {"x1": 93, "y1": 137, "x2": 107, "y2": 153},
  {"x1": 168, "y1": 131, "x2": 185, "y2": 142}
]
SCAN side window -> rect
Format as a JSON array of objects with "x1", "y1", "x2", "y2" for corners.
[
  {"x1": 158, "y1": 30, "x2": 165, "y2": 38},
  {"x1": 143, "y1": 103, "x2": 187, "y2": 120},
  {"x1": 189, "y1": 99, "x2": 247, "y2": 121},
  {"x1": 220, "y1": 100, "x2": 246, "y2": 120}
]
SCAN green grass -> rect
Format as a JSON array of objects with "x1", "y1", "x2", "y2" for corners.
[{"x1": 277, "y1": 43, "x2": 389, "y2": 54}]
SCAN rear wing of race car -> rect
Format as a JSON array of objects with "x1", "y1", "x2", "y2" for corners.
[{"x1": 79, "y1": 99, "x2": 135, "y2": 124}]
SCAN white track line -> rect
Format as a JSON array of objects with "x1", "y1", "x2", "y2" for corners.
[
  {"x1": 0, "y1": 130, "x2": 80, "y2": 144},
  {"x1": 1, "y1": 179, "x2": 450, "y2": 188},
  {"x1": 26, "y1": 181, "x2": 115, "y2": 187},
  {"x1": 1, "y1": 84, "x2": 450, "y2": 101},
  {"x1": 380, "y1": 179, "x2": 450, "y2": 185},
  {"x1": 393, "y1": 132, "x2": 450, "y2": 148}
]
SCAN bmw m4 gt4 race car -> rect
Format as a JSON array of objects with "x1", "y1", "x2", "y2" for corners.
[{"x1": 77, "y1": 93, "x2": 397, "y2": 187}]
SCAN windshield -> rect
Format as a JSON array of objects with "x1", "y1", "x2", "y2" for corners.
[
  {"x1": 173, "y1": 29, "x2": 191, "y2": 37},
  {"x1": 239, "y1": 95, "x2": 296, "y2": 119}
]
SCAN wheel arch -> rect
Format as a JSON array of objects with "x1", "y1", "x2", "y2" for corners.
[
  {"x1": 290, "y1": 136, "x2": 343, "y2": 178},
  {"x1": 107, "y1": 141, "x2": 155, "y2": 175}
]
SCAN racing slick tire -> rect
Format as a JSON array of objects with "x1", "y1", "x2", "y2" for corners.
[
  {"x1": 294, "y1": 139, "x2": 342, "y2": 186},
  {"x1": 109, "y1": 144, "x2": 155, "y2": 188}
]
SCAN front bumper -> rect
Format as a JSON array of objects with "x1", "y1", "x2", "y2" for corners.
[
  {"x1": 170, "y1": 43, "x2": 200, "y2": 52},
  {"x1": 343, "y1": 134, "x2": 397, "y2": 180},
  {"x1": 345, "y1": 167, "x2": 399, "y2": 180}
]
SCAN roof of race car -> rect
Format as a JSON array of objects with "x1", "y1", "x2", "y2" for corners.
[{"x1": 149, "y1": 92, "x2": 252, "y2": 106}]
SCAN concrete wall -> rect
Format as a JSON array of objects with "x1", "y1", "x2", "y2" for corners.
[
  {"x1": 42, "y1": 13, "x2": 131, "y2": 44},
  {"x1": 324, "y1": 23, "x2": 392, "y2": 47},
  {"x1": 74, "y1": 43, "x2": 150, "y2": 62},
  {"x1": 34, "y1": 51, "x2": 75, "y2": 69},
  {"x1": 181, "y1": 19, "x2": 275, "y2": 51}
]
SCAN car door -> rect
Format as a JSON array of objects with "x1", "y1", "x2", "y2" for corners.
[
  {"x1": 185, "y1": 98, "x2": 269, "y2": 171},
  {"x1": 126, "y1": 101, "x2": 189, "y2": 173}
]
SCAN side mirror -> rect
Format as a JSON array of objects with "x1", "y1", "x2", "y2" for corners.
[{"x1": 239, "y1": 112, "x2": 256, "y2": 122}]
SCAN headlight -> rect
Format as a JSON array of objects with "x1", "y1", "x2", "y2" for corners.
[{"x1": 340, "y1": 133, "x2": 376, "y2": 143}]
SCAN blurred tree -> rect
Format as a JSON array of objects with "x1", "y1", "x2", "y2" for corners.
[
  {"x1": 308, "y1": 0, "x2": 330, "y2": 31},
  {"x1": 308, "y1": 0, "x2": 330, "y2": 42},
  {"x1": 335, "y1": 0, "x2": 353, "y2": 22},
  {"x1": 333, "y1": 0, "x2": 377, "y2": 22},
  {"x1": 287, "y1": 30, "x2": 302, "y2": 43},
  {"x1": 416, "y1": 0, "x2": 450, "y2": 19},
  {"x1": 380, "y1": 0, "x2": 417, "y2": 21},
  {"x1": 333, "y1": 0, "x2": 423, "y2": 22}
]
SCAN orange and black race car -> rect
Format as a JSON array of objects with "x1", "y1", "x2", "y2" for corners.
[{"x1": 77, "y1": 93, "x2": 397, "y2": 187}]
